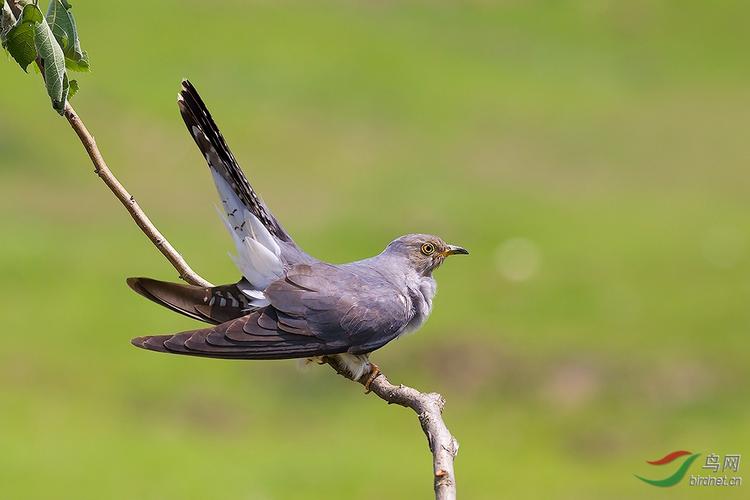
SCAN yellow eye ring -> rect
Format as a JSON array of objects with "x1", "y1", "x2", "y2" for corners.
[{"x1": 421, "y1": 243, "x2": 435, "y2": 255}]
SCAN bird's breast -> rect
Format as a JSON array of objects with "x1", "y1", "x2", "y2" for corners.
[{"x1": 402, "y1": 277, "x2": 437, "y2": 335}]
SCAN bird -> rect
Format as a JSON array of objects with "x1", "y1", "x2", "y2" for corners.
[{"x1": 129, "y1": 80, "x2": 469, "y2": 389}]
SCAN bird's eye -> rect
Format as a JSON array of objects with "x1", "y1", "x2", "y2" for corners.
[{"x1": 421, "y1": 243, "x2": 435, "y2": 255}]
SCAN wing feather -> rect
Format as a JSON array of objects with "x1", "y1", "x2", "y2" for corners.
[{"x1": 131, "y1": 263, "x2": 414, "y2": 359}]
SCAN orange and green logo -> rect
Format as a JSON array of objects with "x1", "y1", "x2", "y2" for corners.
[{"x1": 635, "y1": 450, "x2": 701, "y2": 487}]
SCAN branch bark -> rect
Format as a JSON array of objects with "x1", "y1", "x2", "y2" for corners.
[
  {"x1": 4, "y1": 0, "x2": 209, "y2": 286},
  {"x1": 324, "y1": 356, "x2": 459, "y2": 499},
  {"x1": 56, "y1": 85, "x2": 458, "y2": 497},
  {"x1": 62, "y1": 103, "x2": 213, "y2": 287}
]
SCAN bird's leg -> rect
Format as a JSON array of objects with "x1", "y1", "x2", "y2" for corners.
[{"x1": 363, "y1": 362, "x2": 381, "y2": 393}]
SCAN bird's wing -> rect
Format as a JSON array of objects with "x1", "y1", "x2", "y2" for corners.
[
  {"x1": 178, "y1": 80, "x2": 313, "y2": 299},
  {"x1": 268, "y1": 263, "x2": 414, "y2": 354},
  {"x1": 132, "y1": 308, "x2": 349, "y2": 359},
  {"x1": 131, "y1": 263, "x2": 413, "y2": 359}
]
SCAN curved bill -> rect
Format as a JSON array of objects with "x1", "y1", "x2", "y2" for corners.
[{"x1": 446, "y1": 244, "x2": 469, "y2": 256}]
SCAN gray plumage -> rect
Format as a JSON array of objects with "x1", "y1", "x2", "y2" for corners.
[{"x1": 130, "y1": 80, "x2": 468, "y2": 380}]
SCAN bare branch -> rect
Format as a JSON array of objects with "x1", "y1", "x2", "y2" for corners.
[
  {"x1": 324, "y1": 356, "x2": 459, "y2": 500},
  {"x1": 6, "y1": 0, "x2": 209, "y2": 286},
  {"x1": 61, "y1": 103, "x2": 213, "y2": 287},
  {"x1": 6, "y1": 0, "x2": 20, "y2": 17}
]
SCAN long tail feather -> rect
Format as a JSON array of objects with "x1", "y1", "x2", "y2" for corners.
[
  {"x1": 127, "y1": 277, "x2": 260, "y2": 325},
  {"x1": 177, "y1": 79, "x2": 292, "y2": 243}
]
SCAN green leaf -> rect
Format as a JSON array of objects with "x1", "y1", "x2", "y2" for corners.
[
  {"x1": 68, "y1": 78, "x2": 78, "y2": 98},
  {"x1": 4, "y1": 4, "x2": 42, "y2": 71},
  {"x1": 46, "y1": 0, "x2": 88, "y2": 72},
  {"x1": 34, "y1": 12, "x2": 68, "y2": 114}
]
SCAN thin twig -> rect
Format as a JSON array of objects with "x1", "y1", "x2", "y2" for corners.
[
  {"x1": 324, "y1": 356, "x2": 459, "y2": 499},
  {"x1": 6, "y1": 0, "x2": 19, "y2": 17},
  {"x1": 61, "y1": 103, "x2": 213, "y2": 287},
  {"x1": 6, "y1": 0, "x2": 210, "y2": 286}
]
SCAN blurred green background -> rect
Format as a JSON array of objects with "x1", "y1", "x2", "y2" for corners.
[{"x1": 1, "y1": 1, "x2": 748, "y2": 498}]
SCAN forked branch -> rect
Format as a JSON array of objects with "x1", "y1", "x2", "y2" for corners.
[{"x1": 325, "y1": 356, "x2": 459, "y2": 499}]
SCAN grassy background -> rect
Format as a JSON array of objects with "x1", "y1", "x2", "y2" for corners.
[{"x1": 1, "y1": 1, "x2": 748, "y2": 498}]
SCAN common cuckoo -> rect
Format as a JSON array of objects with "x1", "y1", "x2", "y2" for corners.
[{"x1": 129, "y1": 80, "x2": 469, "y2": 387}]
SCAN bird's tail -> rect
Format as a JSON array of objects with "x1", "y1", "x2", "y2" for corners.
[
  {"x1": 126, "y1": 277, "x2": 260, "y2": 325},
  {"x1": 177, "y1": 80, "x2": 291, "y2": 243},
  {"x1": 177, "y1": 80, "x2": 287, "y2": 292}
]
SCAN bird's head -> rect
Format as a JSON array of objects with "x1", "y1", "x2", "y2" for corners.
[{"x1": 384, "y1": 233, "x2": 469, "y2": 276}]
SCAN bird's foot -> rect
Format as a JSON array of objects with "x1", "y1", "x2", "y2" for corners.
[{"x1": 363, "y1": 363, "x2": 381, "y2": 394}]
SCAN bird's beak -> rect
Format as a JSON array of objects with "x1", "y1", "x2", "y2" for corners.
[{"x1": 445, "y1": 244, "x2": 469, "y2": 256}]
